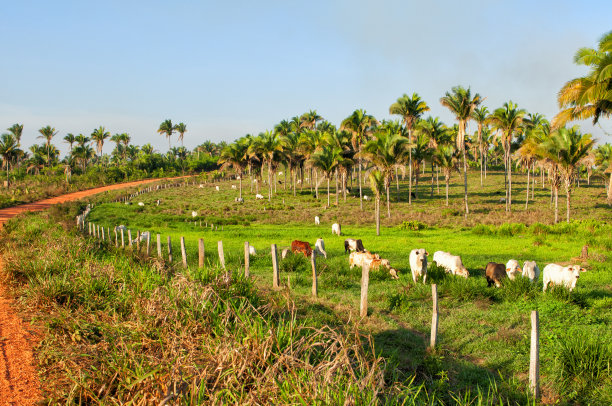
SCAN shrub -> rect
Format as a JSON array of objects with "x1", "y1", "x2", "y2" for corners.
[{"x1": 398, "y1": 220, "x2": 428, "y2": 231}]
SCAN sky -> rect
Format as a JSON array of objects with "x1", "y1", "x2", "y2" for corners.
[{"x1": 1, "y1": 0, "x2": 611, "y2": 156}]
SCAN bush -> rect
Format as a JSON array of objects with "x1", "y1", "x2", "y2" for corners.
[{"x1": 398, "y1": 220, "x2": 428, "y2": 231}]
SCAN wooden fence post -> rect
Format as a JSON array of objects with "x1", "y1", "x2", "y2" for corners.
[
  {"x1": 244, "y1": 242, "x2": 250, "y2": 277},
  {"x1": 128, "y1": 230, "x2": 133, "y2": 248},
  {"x1": 180, "y1": 236, "x2": 187, "y2": 269},
  {"x1": 88, "y1": 222, "x2": 91, "y2": 235},
  {"x1": 101, "y1": 226, "x2": 105, "y2": 242},
  {"x1": 360, "y1": 263, "x2": 369, "y2": 318},
  {"x1": 121, "y1": 229, "x2": 125, "y2": 249},
  {"x1": 217, "y1": 241, "x2": 225, "y2": 269},
  {"x1": 271, "y1": 244, "x2": 279, "y2": 288},
  {"x1": 114, "y1": 228, "x2": 118, "y2": 247},
  {"x1": 97, "y1": 225, "x2": 100, "y2": 239},
  {"x1": 198, "y1": 239, "x2": 205, "y2": 268},
  {"x1": 167, "y1": 236, "x2": 173, "y2": 263},
  {"x1": 529, "y1": 310, "x2": 540, "y2": 399},
  {"x1": 157, "y1": 234, "x2": 162, "y2": 258},
  {"x1": 136, "y1": 231, "x2": 141, "y2": 251},
  {"x1": 431, "y1": 284, "x2": 439, "y2": 349},
  {"x1": 146, "y1": 233, "x2": 151, "y2": 256},
  {"x1": 311, "y1": 252, "x2": 318, "y2": 297}
]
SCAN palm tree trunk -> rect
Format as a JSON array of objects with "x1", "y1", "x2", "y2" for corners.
[
  {"x1": 386, "y1": 182, "x2": 390, "y2": 218},
  {"x1": 414, "y1": 167, "x2": 419, "y2": 198},
  {"x1": 315, "y1": 170, "x2": 318, "y2": 199},
  {"x1": 462, "y1": 149, "x2": 469, "y2": 217},
  {"x1": 239, "y1": 175, "x2": 243, "y2": 199},
  {"x1": 607, "y1": 173, "x2": 612, "y2": 205},
  {"x1": 327, "y1": 177, "x2": 330, "y2": 208},
  {"x1": 343, "y1": 172, "x2": 347, "y2": 202},
  {"x1": 566, "y1": 184, "x2": 571, "y2": 223},
  {"x1": 430, "y1": 161, "x2": 434, "y2": 197},
  {"x1": 268, "y1": 163, "x2": 272, "y2": 202},
  {"x1": 375, "y1": 197, "x2": 380, "y2": 236},
  {"x1": 408, "y1": 143, "x2": 413, "y2": 205},
  {"x1": 445, "y1": 175, "x2": 449, "y2": 206},
  {"x1": 284, "y1": 168, "x2": 287, "y2": 191},
  {"x1": 480, "y1": 142, "x2": 483, "y2": 186},
  {"x1": 436, "y1": 167, "x2": 440, "y2": 194},
  {"x1": 335, "y1": 171, "x2": 339, "y2": 206},
  {"x1": 358, "y1": 147, "x2": 363, "y2": 210},
  {"x1": 525, "y1": 164, "x2": 530, "y2": 210},
  {"x1": 554, "y1": 186, "x2": 559, "y2": 224},
  {"x1": 395, "y1": 167, "x2": 399, "y2": 202},
  {"x1": 274, "y1": 172, "x2": 277, "y2": 193},
  {"x1": 508, "y1": 153, "x2": 512, "y2": 211}
]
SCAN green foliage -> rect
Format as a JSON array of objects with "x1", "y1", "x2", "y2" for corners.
[{"x1": 398, "y1": 220, "x2": 428, "y2": 231}]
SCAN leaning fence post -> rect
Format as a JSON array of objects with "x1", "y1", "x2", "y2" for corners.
[
  {"x1": 218, "y1": 241, "x2": 225, "y2": 269},
  {"x1": 88, "y1": 222, "x2": 91, "y2": 235},
  {"x1": 360, "y1": 263, "x2": 369, "y2": 318},
  {"x1": 311, "y1": 251, "x2": 318, "y2": 297},
  {"x1": 431, "y1": 284, "x2": 439, "y2": 349},
  {"x1": 97, "y1": 225, "x2": 100, "y2": 239},
  {"x1": 146, "y1": 232, "x2": 151, "y2": 256},
  {"x1": 529, "y1": 310, "x2": 540, "y2": 399},
  {"x1": 180, "y1": 236, "x2": 187, "y2": 268},
  {"x1": 271, "y1": 244, "x2": 279, "y2": 288},
  {"x1": 114, "y1": 228, "x2": 118, "y2": 247},
  {"x1": 198, "y1": 239, "x2": 205, "y2": 268},
  {"x1": 121, "y1": 229, "x2": 125, "y2": 249},
  {"x1": 101, "y1": 226, "x2": 105, "y2": 242},
  {"x1": 167, "y1": 236, "x2": 173, "y2": 263},
  {"x1": 157, "y1": 234, "x2": 162, "y2": 258},
  {"x1": 244, "y1": 242, "x2": 250, "y2": 277},
  {"x1": 136, "y1": 231, "x2": 141, "y2": 251},
  {"x1": 128, "y1": 230, "x2": 133, "y2": 248}
]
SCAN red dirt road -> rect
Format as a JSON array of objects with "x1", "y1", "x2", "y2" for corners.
[{"x1": 0, "y1": 177, "x2": 182, "y2": 404}]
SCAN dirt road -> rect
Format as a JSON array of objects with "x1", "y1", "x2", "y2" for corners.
[{"x1": 0, "y1": 177, "x2": 184, "y2": 404}]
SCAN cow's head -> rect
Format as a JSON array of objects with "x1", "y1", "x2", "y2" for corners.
[
  {"x1": 457, "y1": 267, "x2": 469, "y2": 278},
  {"x1": 389, "y1": 268, "x2": 400, "y2": 280}
]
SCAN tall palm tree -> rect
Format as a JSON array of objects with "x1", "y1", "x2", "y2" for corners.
[
  {"x1": 37, "y1": 125, "x2": 58, "y2": 167},
  {"x1": 175, "y1": 122, "x2": 187, "y2": 147},
  {"x1": 538, "y1": 126, "x2": 595, "y2": 223},
  {"x1": 90, "y1": 126, "x2": 110, "y2": 158},
  {"x1": 433, "y1": 145, "x2": 459, "y2": 206},
  {"x1": 368, "y1": 170, "x2": 384, "y2": 236},
  {"x1": 417, "y1": 117, "x2": 451, "y2": 197},
  {"x1": 410, "y1": 132, "x2": 433, "y2": 199},
  {"x1": 306, "y1": 145, "x2": 346, "y2": 207},
  {"x1": 75, "y1": 134, "x2": 89, "y2": 147},
  {"x1": 471, "y1": 106, "x2": 489, "y2": 185},
  {"x1": 158, "y1": 119, "x2": 176, "y2": 150},
  {"x1": 298, "y1": 129, "x2": 324, "y2": 198},
  {"x1": 594, "y1": 143, "x2": 612, "y2": 203},
  {"x1": 0, "y1": 134, "x2": 18, "y2": 186},
  {"x1": 300, "y1": 110, "x2": 322, "y2": 131},
  {"x1": 389, "y1": 93, "x2": 430, "y2": 204},
  {"x1": 64, "y1": 133, "x2": 76, "y2": 153},
  {"x1": 278, "y1": 122, "x2": 302, "y2": 196},
  {"x1": 219, "y1": 141, "x2": 249, "y2": 199},
  {"x1": 440, "y1": 86, "x2": 483, "y2": 218},
  {"x1": 361, "y1": 131, "x2": 410, "y2": 217},
  {"x1": 486, "y1": 101, "x2": 527, "y2": 212},
  {"x1": 553, "y1": 30, "x2": 612, "y2": 128},
  {"x1": 249, "y1": 131, "x2": 283, "y2": 201},
  {"x1": 324, "y1": 128, "x2": 354, "y2": 202},
  {"x1": 72, "y1": 144, "x2": 95, "y2": 172},
  {"x1": 340, "y1": 109, "x2": 378, "y2": 210},
  {"x1": 7, "y1": 124, "x2": 23, "y2": 146}
]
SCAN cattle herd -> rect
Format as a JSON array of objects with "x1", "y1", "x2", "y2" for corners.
[{"x1": 280, "y1": 221, "x2": 588, "y2": 292}]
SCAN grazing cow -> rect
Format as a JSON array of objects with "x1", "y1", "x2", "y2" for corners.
[
  {"x1": 231, "y1": 185, "x2": 237, "y2": 189},
  {"x1": 331, "y1": 223, "x2": 342, "y2": 236},
  {"x1": 234, "y1": 197, "x2": 244, "y2": 203},
  {"x1": 278, "y1": 171, "x2": 283, "y2": 176},
  {"x1": 114, "y1": 225, "x2": 127, "y2": 232},
  {"x1": 314, "y1": 216, "x2": 320, "y2": 225},
  {"x1": 314, "y1": 238, "x2": 327, "y2": 258},
  {"x1": 363, "y1": 195, "x2": 370, "y2": 201},
  {"x1": 432, "y1": 251, "x2": 469, "y2": 278},
  {"x1": 281, "y1": 248, "x2": 291, "y2": 259},
  {"x1": 291, "y1": 240, "x2": 312, "y2": 257},
  {"x1": 255, "y1": 194, "x2": 264, "y2": 200},
  {"x1": 215, "y1": 186, "x2": 220, "y2": 191},
  {"x1": 542, "y1": 264, "x2": 586, "y2": 292},
  {"x1": 485, "y1": 262, "x2": 506, "y2": 287},
  {"x1": 409, "y1": 248, "x2": 429, "y2": 284},
  {"x1": 156, "y1": 199, "x2": 161, "y2": 206},
  {"x1": 505, "y1": 259, "x2": 521, "y2": 280},
  {"x1": 349, "y1": 251, "x2": 379, "y2": 269},
  {"x1": 344, "y1": 238, "x2": 366, "y2": 253},
  {"x1": 522, "y1": 261, "x2": 540, "y2": 282},
  {"x1": 199, "y1": 184, "x2": 204, "y2": 188},
  {"x1": 192, "y1": 211, "x2": 198, "y2": 218},
  {"x1": 249, "y1": 245, "x2": 257, "y2": 256},
  {"x1": 125, "y1": 201, "x2": 132, "y2": 205},
  {"x1": 138, "y1": 202, "x2": 145, "y2": 207},
  {"x1": 132, "y1": 231, "x2": 150, "y2": 244}
]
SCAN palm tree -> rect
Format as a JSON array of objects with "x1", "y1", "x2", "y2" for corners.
[
  {"x1": 417, "y1": 117, "x2": 451, "y2": 196},
  {"x1": 410, "y1": 132, "x2": 433, "y2": 199},
  {"x1": 64, "y1": 133, "x2": 76, "y2": 153},
  {"x1": 389, "y1": 93, "x2": 430, "y2": 204},
  {"x1": 324, "y1": 128, "x2": 354, "y2": 202},
  {"x1": 141, "y1": 143, "x2": 154, "y2": 155},
  {"x1": 278, "y1": 121, "x2": 302, "y2": 196},
  {"x1": 471, "y1": 106, "x2": 489, "y2": 185},
  {"x1": 75, "y1": 134, "x2": 90, "y2": 147},
  {"x1": 440, "y1": 86, "x2": 483, "y2": 217},
  {"x1": 90, "y1": 126, "x2": 110, "y2": 158},
  {"x1": 306, "y1": 145, "x2": 346, "y2": 207},
  {"x1": 298, "y1": 129, "x2": 324, "y2": 198},
  {"x1": 7, "y1": 124, "x2": 23, "y2": 146},
  {"x1": 433, "y1": 145, "x2": 459, "y2": 206},
  {"x1": 219, "y1": 141, "x2": 249, "y2": 199},
  {"x1": 37, "y1": 125, "x2": 58, "y2": 166},
  {"x1": 553, "y1": 30, "x2": 612, "y2": 128},
  {"x1": 158, "y1": 119, "x2": 176, "y2": 150},
  {"x1": 361, "y1": 131, "x2": 410, "y2": 217},
  {"x1": 72, "y1": 144, "x2": 95, "y2": 172},
  {"x1": 175, "y1": 122, "x2": 187, "y2": 147},
  {"x1": 340, "y1": 109, "x2": 378, "y2": 210},
  {"x1": 249, "y1": 131, "x2": 283, "y2": 201},
  {"x1": 0, "y1": 134, "x2": 18, "y2": 186},
  {"x1": 486, "y1": 101, "x2": 527, "y2": 212},
  {"x1": 368, "y1": 170, "x2": 384, "y2": 236},
  {"x1": 300, "y1": 110, "x2": 322, "y2": 131},
  {"x1": 538, "y1": 126, "x2": 595, "y2": 223},
  {"x1": 594, "y1": 143, "x2": 612, "y2": 203}
]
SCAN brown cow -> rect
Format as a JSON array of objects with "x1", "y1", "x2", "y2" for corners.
[
  {"x1": 485, "y1": 262, "x2": 506, "y2": 288},
  {"x1": 291, "y1": 240, "x2": 312, "y2": 257}
]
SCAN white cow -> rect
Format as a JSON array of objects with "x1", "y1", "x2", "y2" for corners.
[
  {"x1": 199, "y1": 184, "x2": 204, "y2": 188},
  {"x1": 114, "y1": 225, "x2": 127, "y2": 232},
  {"x1": 249, "y1": 245, "x2": 257, "y2": 256},
  {"x1": 409, "y1": 248, "x2": 429, "y2": 284},
  {"x1": 255, "y1": 194, "x2": 264, "y2": 200},
  {"x1": 281, "y1": 248, "x2": 291, "y2": 259},
  {"x1": 363, "y1": 195, "x2": 370, "y2": 201},
  {"x1": 505, "y1": 259, "x2": 521, "y2": 280},
  {"x1": 542, "y1": 264, "x2": 586, "y2": 292},
  {"x1": 522, "y1": 261, "x2": 540, "y2": 282},
  {"x1": 192, "y1": 211, "x2": 198, "y2": 218},
  {"x1": 155, "y1": 199, "x2": 161, "y2": 206},
  {"x1": 314, "y1": 238, "x2": 327, "y2": 258},
  {"x1": 138, "y1": 202, "x2": 145, "y2": 207},
  {"x1": 215, "y1": 186, "x2": 220, "y2": 191},
  {"x1": 314, "y1": 216, "x2": 320, "y2": 225},
  {"x1": 331, "y1": 223, "x2": 342, "y2": 236},
  {"x1": 349, "y1": 251, "x2": 380, "y2": 269},
  {"x1": 132, "y1": 231, "x2": 150, "y2": 244},
  {"x1": 432, "y1": 251, "x2": 469, "y2": 278},
  {"x1": 235, "y1": 197, "x2": 244, "y2": 203},
  {"x1": 231, "y1": 185, "x2": 237, "y2": 189}
]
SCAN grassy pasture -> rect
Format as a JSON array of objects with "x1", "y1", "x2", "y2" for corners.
[{"x1": 79, "y1": 172, "x2": 612, "y2": 404}]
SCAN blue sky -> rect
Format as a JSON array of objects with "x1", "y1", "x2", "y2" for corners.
[{"x1": 1, "y1": 0, "x2": 611, "y2": 156}]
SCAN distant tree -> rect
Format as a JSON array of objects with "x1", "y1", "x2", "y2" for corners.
[
  {"x1": 37, "y1": 125, "x2": 58, "y2": 166},
  {"x1": 433, "y1": 145, "x2": 459, "y2": 206},
  {"x1": 219, "y1": 141, "x2": 249, "y2": 199},
  {"x1": 90, "y1": 126, "x2": 111, "y2": 158},
  {"x1": 75, "y1": 134, "x2": 90, "y2": 147},
  {"x1": 306, "y1": 145, "x2": 346, "y2": 207},
  {"x1": 594, "y1": 143, "x2": 612, "y2": 203},
  {"x1": 417, "y1": 116, "x2": 451, "y2": 197},
  {"x1": 249, "y1": 131, "x2": 282, "y2": 201},
  {"x1": 64, "y1": 133, "x2": 76, "y2": 153},
  {"x1": 7, "y1": 124, "x2": 23, "y2": 146},
  {"x1": 368, "y1": 170, "x2": 385, "y2": 236},
  {"x1": 72, "y1": 144, "x2": 95, "y2": 172},
  {"x1": 175, "y1": 122, "x2": 187, "y2": 147},
  {"x1": 471, "y1": 106, "x2": 489, "y2": 185},
  {"x1": 158, "y1": 119, "x2": 176, "y2": 150},
  {"x1": 0, "y1": 133, "x2": 19, "y2": 185}
]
